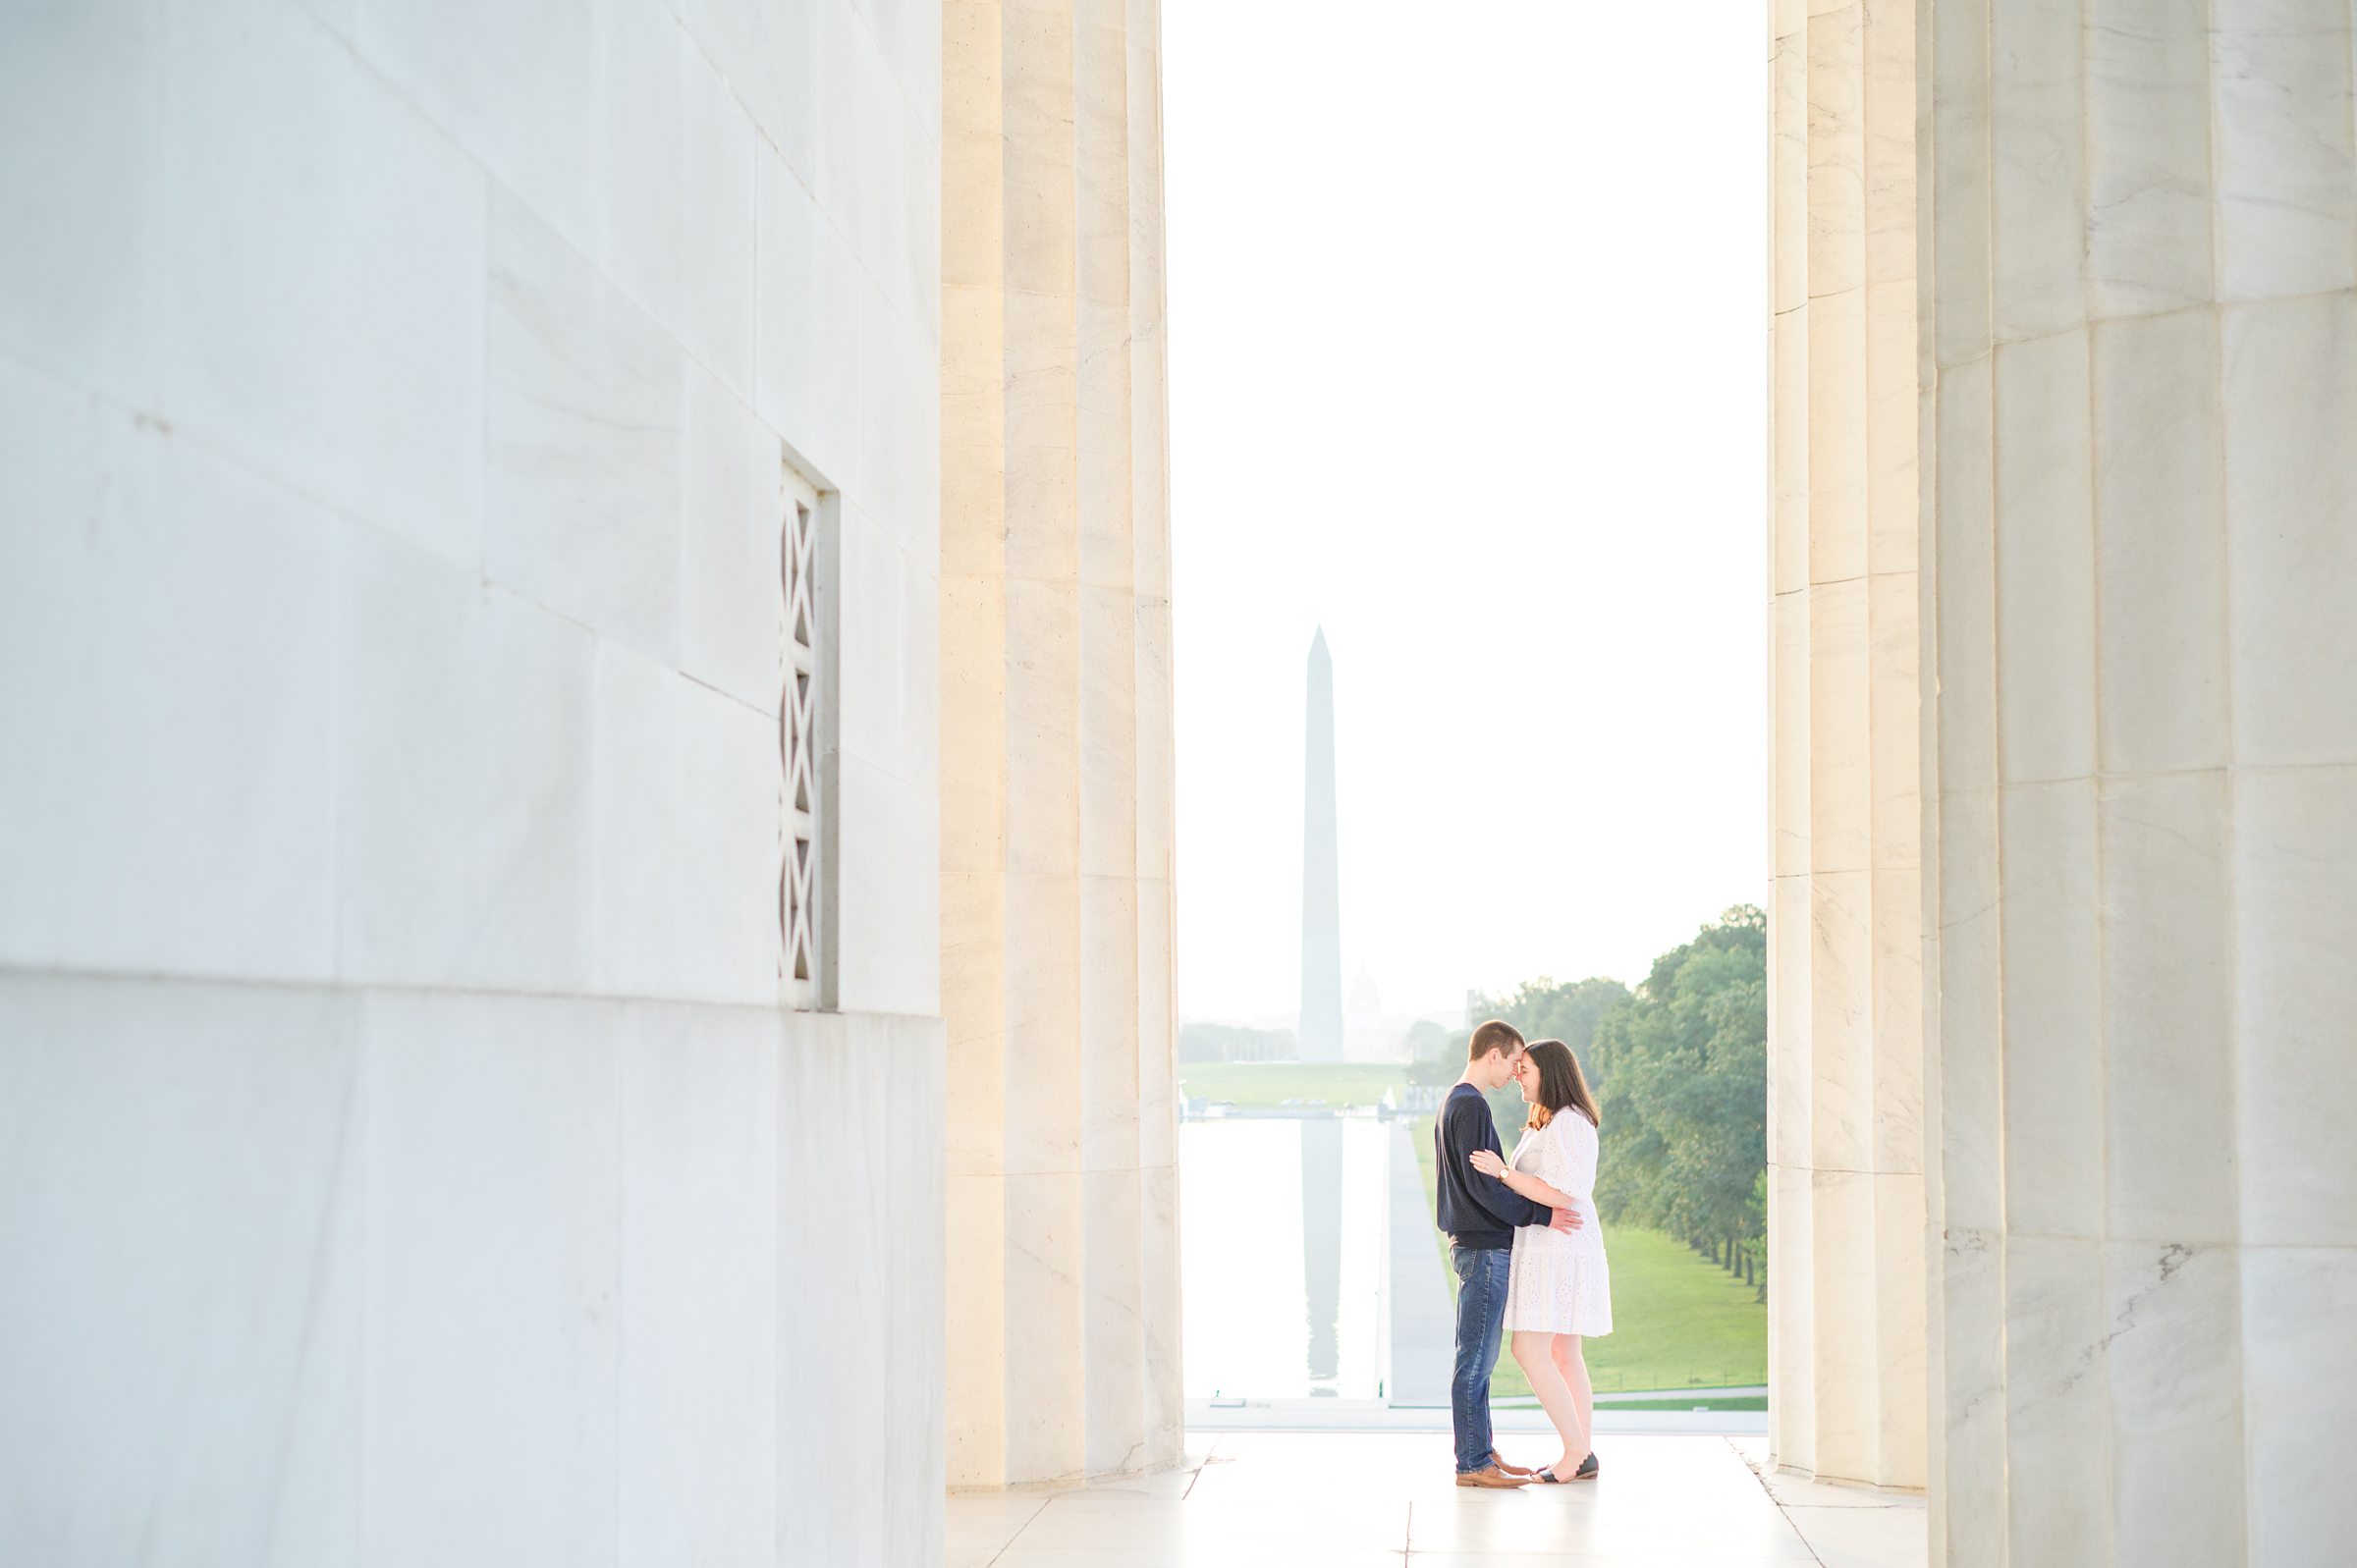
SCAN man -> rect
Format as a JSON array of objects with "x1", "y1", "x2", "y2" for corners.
[{"x1": 1435, "y1": 1019, "x2": 1581, "y2": 1487}]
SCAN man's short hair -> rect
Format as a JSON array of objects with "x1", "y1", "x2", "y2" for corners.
[{"x1": 1467, "y1": 1019, "x2": 1525, "y2": 1062}]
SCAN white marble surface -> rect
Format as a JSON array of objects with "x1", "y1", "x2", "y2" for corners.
[
  {"x1": 1921, "y1": 3, "x2": 2357, "y2": 1556},
  {"x1": 336, "y1": 523, "x2": 598, "y2": 992},
  {"x1": 0, "y1": 3, "x2": 947, "y2": 1564},
  {"x1": 162, "y1": 0, "x2": 489, "y2": 574},
  {"x1": 947, "y1": 1433, "x2": 1926, "y2": 1567},
  {"x1": 0, "y1": 976, "x2": 362, "y2": 1568},
  {"x1": 936, "y1": 0, "x2": 1179, "y2": 1490},
  {"x1": 0, "y1": 369, "x2": 336, "y2": 981},
  {"x1": 0, "y1": 0, "x2": 158, "y2": 408},
  {"x1": 1767, "y1": 0, "x2": 1925, "y2": 1490},
  {"x1": 0, "y1": 977, "x2": 944, "y2": 1568},
  {"x1": 486, "y1": 193, "x2": 683, "y2": 665}
]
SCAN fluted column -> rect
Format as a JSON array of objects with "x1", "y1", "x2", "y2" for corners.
[
  {"x1": 1923, "y1": 2, "x2": 2357, "y2": 1561},
  {"x1": 1765, "y1": 0, "x2": 1928, "y2": 1489},
  {"x1": 940, "y1": 0, "x2": 1181, "y2": 1489}
]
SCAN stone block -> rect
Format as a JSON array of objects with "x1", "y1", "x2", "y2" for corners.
[
  {"x1": 675, "y1": 0, "x2": 816, "y2": 183},
  {"x1": 2084, "y1": 0, "x2": 2214, "y2": 315},
  {"x1": 591, "y1": 645, "x2": 778, "y2": 1005},
  {"x1": 1872, "y1": 1169, "x2": 1927, "y2": 1484},
  {"x1": 1988, "y1": 0, "x2": 2085, "y2": 341},
  {"x1": 2106, "y1": 1240, "x2": 2246, "y2": 1567},
  {"x1": 2212, "y1": 1, "x2": 2357, "y2": 302},
  {"x1": 1806, "y1": 287, "x2": 1869, "y2": 585},
  {"x1": 2235, "y1": 766, "x2": 2357, "y2": 1247},
  {"x1": 1772, "y1": 307, "x2": 1811, "y2": 596},
  {"x1": 1804, "y1": 4, "x2": 1867, "y2": 299},
  {"x1": 2100, "y1": 771, "x2": 2234, "y2": 1245},
  {"x1": 2001, "y1": 1235, "x2": 2111, "y2": 1565},
  {"x1": 1003, "y1": 1169, "x2": 1086, "y2": 1482},
  {"x1": 1929, "y1": 0, "x2": 1992, "y2": 367},
  {"x1": 1998, "y1": 779, "x2": 2104, "y2": 1240},
  {"x1": 2222, "y1": 293, "x2": 2357, "y2": 768},
  {"x1": 1003, "y1": 578, "x2": 1083, "y2": 875},
  {"x1": 618, "y1": 1001, "x2": 778, "y2": 1568},
  {"x1": 336, "y1": 527, "x2": 595, "y2": 991},
  {"x1": 1078, "y1": 585, "x2": 1140, "y2": 880},
  {"x1": 1808, "y1": 577, "x2": 1870, "y2": 872},
  {"x1": 945, "y1": 1170, "x2": 1009, "y2": 1486},
  {"x1": 161, "y1": 0, "x2": 486, "y2": 570},
  {"x1": 1936, "y1": 1225, "x2": 2005, "y2": 1566},
  {"x1": 2093, "y1": 309, "x2": 2225, "y2": 776},
  {"x1": 486, "y1": 195, "x2": 684, "y2": 665},
  {"x1": 354, "y1": 0, "x2": 603, "y2": 257},
  {"x1": 0, "y1": 378, "x2": 335, "y2": 980},
  {"x1": 834, "y1": 752, "x2": 941, "y2": 1015},
  {"x1": 1807, "y1": 1170, "x2": 1879, "y2": 1479},
  {"x1": 680, "y1": 358, "x2": 786, "y2": 715},
  {"x1": 1081, "y1": 1166, "x2": 1147, "y2": 1476},
  {"x1": 362, "y1": 990, "x2": 620, "y2": 1568},
  {"x1": 1936, "y1": 789, "x2": 2001, "y2": 1234},
  {"x1": 1079, "y1": 873, "x2": 1142, "y2": 1174},
  {"x1": 2242, "y1": 1246, "x2": 2357, "y2": 1558},
  {"x1": 1932, "y1": 354, "x2": 1995, "y2": 792},
  {"x1": 0, "y1": 975, "x2": 362, "y2": 1568},
  {"x1": 839, "y1": 505, "x2": 941, "y2": 790},
  {"x1": 1993, "y1": 328, "x2": 2095, "y2": 785},
  {"x1": 1134, "y1": 877, "x2": 1178, "y2": 1174},
  {"x1": 1867, "y1": 569, "x2": 1919, "y2": 870},
  {"x1": 856, "y1": 272, "x2": 943, "y2": 568},
  {"x1": 1771, "y1": 874, "x2": 1817, "y2": 1170},
  {"x1": 1001, "y1": 869, "x2": 1085, "y2": 1174},
  {"x1": 1809, "y1": 871, "x2": 1874, "y2": 1174},
  {"x1": 1772, "y1": 590, "x2": 1814, "y2": 879},
  {"x1": 753, "y1": 146, "x2": 859, "y2": 490},
  {"x1": 1868, "y1": 864, "x2": 1923, "y2": 1172},
  {"x1": 0, "y1": 0, "x2": 157, "y2": 406}
]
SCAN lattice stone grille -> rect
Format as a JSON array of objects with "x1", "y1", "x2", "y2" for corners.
[{"x1": 780, "y1": 494, "x2": 819, "y2": 1007}]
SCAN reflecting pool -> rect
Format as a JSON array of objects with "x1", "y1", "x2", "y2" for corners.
[{"x1": 1178, "y1": 1114, "x2": 1394, "y2": 1400}]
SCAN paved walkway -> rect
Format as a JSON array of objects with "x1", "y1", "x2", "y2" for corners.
[{"x1": 949, "y1": 1432, "x2": 1926, "y2": 1567}]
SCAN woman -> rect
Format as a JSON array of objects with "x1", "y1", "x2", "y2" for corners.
[{"x1": 1468, "y1": 1037, "x2": 1612, "y2": 1483}]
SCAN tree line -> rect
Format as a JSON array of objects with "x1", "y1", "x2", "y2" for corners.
[{"x1": 1408, "y1": 905, "x2": 1768, "y2": 1297}]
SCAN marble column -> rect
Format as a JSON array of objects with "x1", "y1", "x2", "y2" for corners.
[
  {"x1": 940, "y1": 0, "x2": 1183, "y2": 1488},
  {"x1": 1765, "y1": 0, "x2": 1928, "y2": 1490},
  {"x1": 1922, "y1": 2, "x2": 2357, "y2": 1561}
]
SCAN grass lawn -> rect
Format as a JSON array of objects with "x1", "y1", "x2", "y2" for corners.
[
  {"x1": 1409, "y1": 1117, "x2": 1766, "y2": 1401},
  {"x1": 1176, "y1": 1062, "x2": 1408, "y2": 1109}
]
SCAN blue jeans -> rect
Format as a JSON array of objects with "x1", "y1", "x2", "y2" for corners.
[{"x1": 1450, "y1": 1243, "x2": 1512, "y2": 1472}]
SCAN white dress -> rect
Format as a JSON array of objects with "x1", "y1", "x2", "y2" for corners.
[{"x1": 1503, "y1": 1110, "x2": 1614, "y2": 1336}]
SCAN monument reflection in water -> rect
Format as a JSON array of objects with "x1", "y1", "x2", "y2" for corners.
[{"x1": 1179, "y1": 1115, "x2": 1391, "y2": 1400}]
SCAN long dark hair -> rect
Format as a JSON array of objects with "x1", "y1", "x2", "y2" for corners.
[{"x1": 1522, "y1": 1038, "x2": 1601, "y2": 1130}]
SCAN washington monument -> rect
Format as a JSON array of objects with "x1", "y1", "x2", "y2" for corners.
[{"x1": 1300, "y1": 628, "x2": 1343, "y2": 1062}]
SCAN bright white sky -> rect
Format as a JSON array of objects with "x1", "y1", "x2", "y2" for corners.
[{"x1": 1165, "y1": 4, "x2": 1768, "y2": 1024}]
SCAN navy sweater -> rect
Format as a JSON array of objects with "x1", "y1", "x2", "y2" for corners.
[{"x1": 1433, "y1": 1082, "x2": 1552, "y2": 1249}]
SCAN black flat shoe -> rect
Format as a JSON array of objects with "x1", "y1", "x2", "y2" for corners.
[
  {"x1": 1572, "y1": 1451, "x2": 1600, "y2": 1480},
  {"x1": 1531, "y1": 1467, "x2": 1567, "y2": 1484}
]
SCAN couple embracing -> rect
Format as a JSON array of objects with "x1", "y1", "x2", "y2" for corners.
[{"x1": 1434, "y1": 1019, "x2": 1614, "y2": 1487}]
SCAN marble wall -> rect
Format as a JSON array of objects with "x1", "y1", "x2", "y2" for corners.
[
  {"x1": 0, "y1": 0, "x2": 946, "y2": 1561},
  {"x1": 1916, "y1": 1, "x2": 2357, "y2": 1561},
  {"x1": 1764, "y1": 0, "x2": 1928, "y2": 1491},
  {"x1": 939, "y1": 0, "x2": 1185, "y2": 1490}
]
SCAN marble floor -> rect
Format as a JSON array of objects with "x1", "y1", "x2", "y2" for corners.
[{"x1": 947, "y1": 1432, "x2": 1926, "y2": 1567}]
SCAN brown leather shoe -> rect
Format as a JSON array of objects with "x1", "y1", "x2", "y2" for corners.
[
  {"x1": 1455, "y1": 1463, "x2": 1530, "y2": 1488},
  {"x1": 1488, "y1": 1451, "x2": 1537, "y2": 1478}
]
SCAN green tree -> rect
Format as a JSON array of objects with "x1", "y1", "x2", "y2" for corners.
[
  {"x1": 1585, "y1": 906, "x2": 1767, "y2": 1293},
  {"x1": 1475, "y1": 974, "x2": 1632, "y2": 1061}
]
